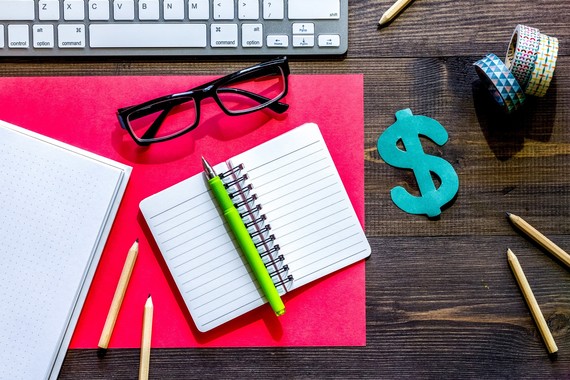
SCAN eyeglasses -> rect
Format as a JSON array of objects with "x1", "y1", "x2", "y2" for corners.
[{"x1": 117, "y1": 56, "x2": 290, "y2": 146}]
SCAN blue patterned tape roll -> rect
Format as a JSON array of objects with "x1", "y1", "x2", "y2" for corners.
[{"x1": 473, "y1": 53, "x2": 526, "y2": 113}]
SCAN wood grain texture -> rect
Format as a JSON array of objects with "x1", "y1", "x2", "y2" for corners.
[{"x1": 1, "y1": 0, "x2": 569, "y2": 378}]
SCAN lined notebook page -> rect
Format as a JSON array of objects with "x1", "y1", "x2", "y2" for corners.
[
  {"x1": 0, "y1": 120, "x2": 131, "y2": 380},
  {"x1": 140, "y1": 163, "x2": 265, "y2": 332},
  {"x1": 140, "y1": 123, "x2": 370, "y2": 332},
  {"x1": 234, "y1": 123, "x2": 370, "y2": 289}
]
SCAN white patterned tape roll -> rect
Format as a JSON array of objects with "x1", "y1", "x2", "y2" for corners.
[
  {"x1": 505, "y1": 25, "x2": 541, "y2": 89},
  {"x1": 525, "y1": 33, "x2": 559, "y2": 97}
]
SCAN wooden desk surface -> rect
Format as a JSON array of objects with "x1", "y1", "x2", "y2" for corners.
[{"x1": 2, "y1": 1, "x2": 569, "y2": 378}]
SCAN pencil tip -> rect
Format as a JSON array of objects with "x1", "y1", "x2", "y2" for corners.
[
  {"x1": 505, "y1": 212, "x2": 511, "y2": 217},
  {"x1": 136, "y1": 238, "x2": 139, "y2": 243}
]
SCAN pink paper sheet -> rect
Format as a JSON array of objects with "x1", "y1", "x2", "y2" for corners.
[{"x1": 0, "y1": 74, "x2": 365, "y2": 348}]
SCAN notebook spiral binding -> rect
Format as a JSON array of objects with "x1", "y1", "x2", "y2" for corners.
[{"x1": 220, "y1": 161, "x2": 294, "y2": 295}]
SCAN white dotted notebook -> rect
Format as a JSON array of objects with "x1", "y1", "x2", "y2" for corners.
[
  {"x1": 0, "y1": 120, "x2": 131, "y2": 380},
  {"x1": 140, "y1": 123, "x2": 370, "y2": 332}
]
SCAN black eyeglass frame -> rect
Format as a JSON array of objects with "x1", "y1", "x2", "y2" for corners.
[{"x1": 117, "y1": 56, "x2": 290, "y2": 146}]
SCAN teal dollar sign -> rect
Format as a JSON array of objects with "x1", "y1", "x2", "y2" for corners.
[{"x1": 377, "y1": 109, "x2": 459, "y2": 217}]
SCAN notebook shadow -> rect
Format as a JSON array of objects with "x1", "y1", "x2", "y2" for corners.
[
  {"x1": 137, "y1": 211, "x2": 284, "y2": 344},
  {"x1": 472, "y1": 78, "x2": 557, "y2": 161},
  {"x1": 112, "y1": 102, "x2": 288, "y2": 165}
]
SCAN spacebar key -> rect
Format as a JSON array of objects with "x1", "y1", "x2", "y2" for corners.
[{"x1": 90, "y1": 24, "x2": 207, "y2": 48}]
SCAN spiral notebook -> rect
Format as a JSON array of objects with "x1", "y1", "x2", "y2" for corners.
[
  {"x1": 0, "y1": 120, "x2": 131, "y2": 379},
  {"x1": 140, "y1": 123, "x2": 370, "y2": 332}
]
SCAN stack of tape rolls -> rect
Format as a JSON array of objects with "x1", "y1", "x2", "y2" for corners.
[{"x1": 473, "y1": 24, "x2": 559, "y2": 113}]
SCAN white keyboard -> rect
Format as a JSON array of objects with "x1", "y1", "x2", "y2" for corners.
[{"x1": 0, "y1": 0, "x2": 347, "y2": 56}]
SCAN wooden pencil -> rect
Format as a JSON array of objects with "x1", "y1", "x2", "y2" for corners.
[
  {"x1": 98, "y1": 239, "x2": 139, "y2": 350},
  {"x1": 378, "y1": 0, "x2": 415, "y2": 26},
  {"x1": 507, "y1": 212, "x2": 570, "y2": 269},
  {"x1": 507, "y1": 249, "x2": 558, "y2": 355},
  {"x1": 139, "y1": 295, "x2": 153, "y2": 380}
]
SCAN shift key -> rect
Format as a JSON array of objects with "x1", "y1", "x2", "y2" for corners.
[
  {"x1": 0, "y1": 1, "x2": 35, "y2": 20},
  {"x1": 288, "y1": 0, "x2": 340, "y2": 19}
]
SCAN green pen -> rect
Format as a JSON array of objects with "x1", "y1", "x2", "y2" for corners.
[{"x1": 202, "y1": 157, "x2": 286, "y2": 316}]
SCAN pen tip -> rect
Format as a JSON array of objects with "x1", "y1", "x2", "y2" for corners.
[{"x1": 202, "y1": 156, "x2": 216, "y2": 179}]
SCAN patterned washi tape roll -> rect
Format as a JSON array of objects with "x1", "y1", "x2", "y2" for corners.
[
  {"x1": 473, "y1": 53, "x2": 526, "y2": 113},
  {"x1": 505, "y1": 24, "x2": 541, "y2": 89},
  {"x1": 526, "y1": 33, "x2": 559, "y2": 97}
]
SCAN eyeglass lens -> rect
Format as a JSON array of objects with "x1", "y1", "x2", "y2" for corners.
[
  {"x1": 216, "y1": 66, "x2": 286, "y2": 113},
  {"x1": 127, "y1": 96, "x2": 197, "y2": 141}
]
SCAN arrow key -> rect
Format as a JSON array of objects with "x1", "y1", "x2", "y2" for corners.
[
  {"x1": 317, "y1": 34, "x2": 340, "y2": 47},
  {"x1": 292, "y1": 23, "x2": 314, "y2": 35},
  {"x1": 293, "y1": 35, "x2": 314, "y2": 47}
]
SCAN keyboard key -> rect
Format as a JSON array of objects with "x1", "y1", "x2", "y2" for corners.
[
  {"x1": 293, "y1": 35, "x2": 314, "y2": 47},
  {"x1": 0, "y1": 1, "x2": 35, "y2": 21},
  {"x1": 318, "y1": 34, "x2": 340, "y2": 47},
  {"x1": 289, "y1": 0, "x2": 340, "y2": 19},
  {"x1": 267, "y1": 35, "x2": 288, "y2": 48},
  {"x1": 188, "y1": 0, "x2": 209, "y2": 20},
  {"x1": 113, "y1": 0, "x2": 135, "y2": 20},
  {"x1": 89, "y1": 0, "x2": 110, "y2": 20},
  {"x1": 213, "y1": 0, "x2": 234, "y2": 20},
  {"x1": 292, "y1": 23, "x2": 314, "y2": 35},
  {"x1": 139, "y1": 0, "x2": 160, "y2": 20},
  {"x1": 58, "y1": 24, "x2": 86, "y2": 48},
  {"x1": 90, "y1": 24, "x2": 207, "y2": 47},
  {"x1": 39, "y1": 0, "x2": 61, "y2": 21},
  {"x1": 64, "y1": 0, "x2": 86, "y2": 21},
  {"x1": 8, "y1": 25, "x2": 29, "y2": 48},
  {"x1": 0, "y1": 26, "x2": 4, "y2": 48},
  {"x1": 211, "y1": 24, "x2": 237, "y2": 48},
  {"x1": 241, "y1": 24, "x2": 263, "y2": 47},
  {"x1": 263, "y1": 0, "x2": 284, "y2": 20},
  {"x1": 33, "y1": 24, "x2": 54, "y2": 48},
  {"x1": 239, "y1": 0, "x2": 259, "y2": 20},
  {"x1": 163, "y1": 0, "x2": 185, "y2": 20}
]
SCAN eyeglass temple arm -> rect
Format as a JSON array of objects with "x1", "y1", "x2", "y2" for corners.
[
  {"x1": 140, "y1": 107, "x2": 172, "y2": 141},
  {"x1": 193, "y1": 69, "x2": 278, "y2": 91},
  {"x1": 217, "y1": 87, "x2": 289, "y2": 113}
]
